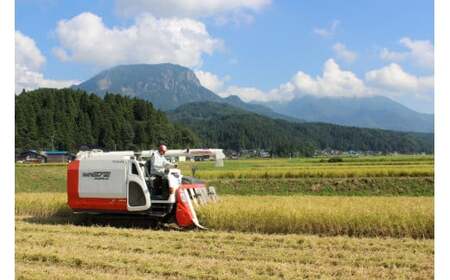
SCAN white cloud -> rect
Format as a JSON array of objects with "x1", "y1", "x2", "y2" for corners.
[
  {"x1": 289, "y1": 59, "x2": 366, "y2": 97},
  {"x1": 380, "y1": 48, "x2": 407, "y2": 61},
  {"x1": 332, "y1": 42, "x2": 357, "y2": 63},
  {"x1": 52, "y1": 46, "x2": 69, "y2": 61},
  {"x1": 15, "y1": 31, "x2": 46, "y2": 71},
  {"x1": 15, "y1": 31, "x2": 78, "y2": 93},
  {"x1": 218, "y1": 59, "x2": 367, "y2": 102},
  {"x1": 314, "y1": 20, "x2": 339, "y2": 38},
  {"x1": 115, "y1": 0, "x2": 271, "y2": 24},
  {"x1": 195, "y1": 70, "x2": 229, "y2": 92},
  {"x1": 365, "y1": 63, "x2": 433, "y2": 94},
  {"x1": 380, "y1": 37, "x2": 434, "y2": 69},
  {"x1": 53, "y1": 12, "x2": 222, "y2": 68},
  {"x1": 15, "y1": 64, "x2": 79, "y2": 93}
]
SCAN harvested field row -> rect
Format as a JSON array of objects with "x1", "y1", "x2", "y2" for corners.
[
  {"x1": 209, "y1": 177, "x2": 434, "y2": 196},
  {"x1": 15, "y1": 218, "x2": 434, "y2": 280},
  {"x1": 15, "y1": 193, "x2": 433, "y2": 238}
]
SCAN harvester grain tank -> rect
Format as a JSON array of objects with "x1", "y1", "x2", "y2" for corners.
[{"x1": 67, "y1": 149, "x2": 219, "y2": 228}]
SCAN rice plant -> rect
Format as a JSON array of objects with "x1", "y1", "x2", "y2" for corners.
[{"x1": 197, "y1": 195, "x2": 434, "y2": 238}]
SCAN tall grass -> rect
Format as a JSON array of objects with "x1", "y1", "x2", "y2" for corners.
[
  {"x1": 15, "y1": 193, "x2": 71, "y2": 218},
  {"x1": 197, "y1": 195, "x2": 433, "y2": 238},
  {"x1": 16, "y1": 193, "x2": 433, "y2": 238}
]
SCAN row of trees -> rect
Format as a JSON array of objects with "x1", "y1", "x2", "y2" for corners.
[{"x1": 15, "y1": 88, "x2": 199, "y2": 152}]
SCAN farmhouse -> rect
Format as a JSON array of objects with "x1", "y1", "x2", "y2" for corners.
[
  {"x1": 44, "y1": 150, "x2": 74, "y2": 163},
  {"x1": 165, "y1": 148, "x2": 225, "y2": 167},
  {"x1": 16, "y1": 150, "x2": 47, "y2": 163}
]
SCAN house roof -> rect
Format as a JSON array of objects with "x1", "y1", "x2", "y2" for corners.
[
  {"x1": 44, "y1": 150, "x2": 69, "y2": 155},
  {"x1": 19, "y1": 150, "x2": 47, "y2": 158}
]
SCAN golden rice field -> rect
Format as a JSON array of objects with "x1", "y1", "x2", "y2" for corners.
[
  {"x1": 15, "y1": 156, "x2": 434, "y2": 279},
  {"x1": 15, "y1": 218, "x2": 434, "y2": 280},
  {"x1": 15, "y1": 193, "x2": 433, "y2": 238},
  {"x1": 197, "y1": 195, "x2": 433, "y2": 238},
  {"x1": 15, "y1": 193, "x2": 70, "y2": 218}
]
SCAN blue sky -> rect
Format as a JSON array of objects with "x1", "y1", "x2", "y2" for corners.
[{"x1": 15, "y1": 0, "x2": 434, "y2": 113}]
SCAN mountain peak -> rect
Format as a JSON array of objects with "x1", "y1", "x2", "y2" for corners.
[
  {"x1": 223, "y1": 95, "x2": 243, "y2": 102},
  {"x1": 105, "y1": 63, "x2": 202, "y2": 87},
  {"x1": 74, "y1": 63, "x2": 218, "y2": 110}
]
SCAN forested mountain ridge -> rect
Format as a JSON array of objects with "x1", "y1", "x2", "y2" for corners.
[
  {"x1": 15, "y1": 88, "x2": 198, "y2": 152},
  {"x1": 168, "y1": 102, "x2": 434, "y2": 156},
  {"x1": 15, "y1": 89, "x2": 433, "y2": 156}
]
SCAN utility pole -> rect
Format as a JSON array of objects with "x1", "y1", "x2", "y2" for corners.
[{"x1": 51, "y1": 134, "x2": 55, "y2": 151}]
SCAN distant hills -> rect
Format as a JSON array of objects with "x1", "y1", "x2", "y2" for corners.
[
  {"x1": 168, "y1": 101, "x2": 434, "y2": 155},
  {"x1": 74, "y1": 63, "x2": 433, "y2": 133},
  {"x1": 222, "y1": 95, "x2": 303, "y2": 123},
  {"x1": 264, "y1": 95, "x2": 434, "y2": 133}
]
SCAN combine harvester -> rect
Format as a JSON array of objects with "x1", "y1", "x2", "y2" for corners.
[{"x1": 67, "y1": 149, "x2": 223, "y2": 229}]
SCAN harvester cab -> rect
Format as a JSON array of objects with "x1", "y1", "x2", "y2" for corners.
[{"x1": 67, "y1": 150, "x2": 218, "y2": 229}]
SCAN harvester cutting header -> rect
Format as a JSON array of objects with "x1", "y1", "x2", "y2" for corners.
[{"x1": 67, "y1": 146, "x2": 222, "y2": 229}]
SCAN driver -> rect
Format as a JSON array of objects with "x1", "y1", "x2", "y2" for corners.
[
  {"x1": 150, "y1": 144, "x2": 174, "y2": 176},
  {"x1": 149, "y1": 144, "x2": 175, "y2": 197}
]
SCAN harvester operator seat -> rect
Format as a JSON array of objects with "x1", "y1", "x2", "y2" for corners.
[{"x1": 145, "y1": 158, "x2": 169, "y2": 200}]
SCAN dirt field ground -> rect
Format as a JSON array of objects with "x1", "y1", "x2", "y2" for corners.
[{"x1": 16, "y1": 217, "x2": 433, "y2": 280}]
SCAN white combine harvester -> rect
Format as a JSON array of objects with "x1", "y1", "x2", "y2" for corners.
[{"x1": 67, "y1": 149, "x2": 223, "y2": 229}]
